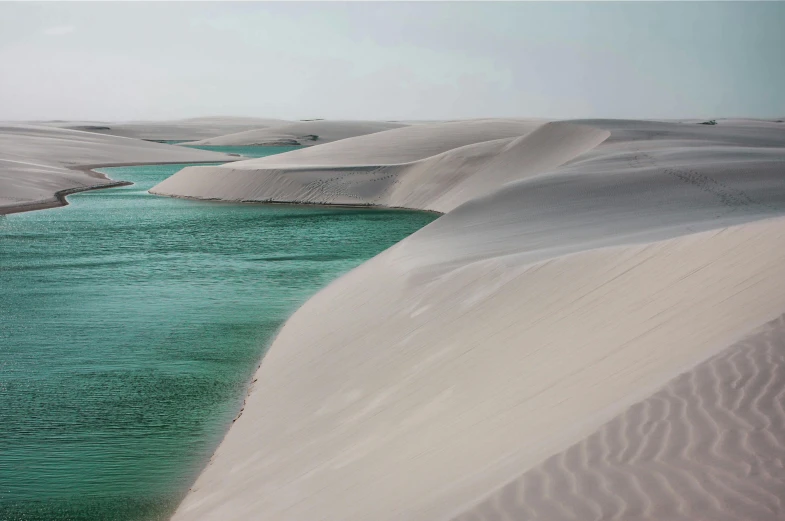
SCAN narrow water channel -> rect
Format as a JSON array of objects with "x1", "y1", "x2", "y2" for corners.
[{"x1": 0, "y1": 149, "x2": 437, "y2": 521}]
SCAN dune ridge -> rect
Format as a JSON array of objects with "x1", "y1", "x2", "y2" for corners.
[
  {"x1": 158, "y1": 118, "x2": 785, "y2": 520},
  {"x1": 152, "y1": 119, "x2": 601, "y2": 212},
  {"x1": 207, "y1": 118, "x2": 545, "y2": 166}
]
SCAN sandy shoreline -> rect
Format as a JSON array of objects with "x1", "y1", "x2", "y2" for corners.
[
  {"x1": 0, "y1": 123, "x2": 243, "y2": 214},
  {"x1": 0, "y1": 160, "x2": 240, "y2": 216},
  {"x1": 157, "y1": 191, "x2": 445, "y2": 214},
  {"x1": 0, "y1": 179, "x2": 131, "y2": 215}
]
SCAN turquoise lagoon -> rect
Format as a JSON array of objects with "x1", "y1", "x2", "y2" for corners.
[
  {"x1": 0, "y1": 149, "x2": 437, "y2": 520},
  {"x1": 183, "y1": 144, "x2": 297, "y2": 158}
]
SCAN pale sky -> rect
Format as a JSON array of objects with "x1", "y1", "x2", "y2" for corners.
[{"x1": 1, "y1": 2, "x2": 783, "y2": 121}]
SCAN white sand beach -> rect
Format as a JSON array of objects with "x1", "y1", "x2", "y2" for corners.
[{"x1": 149, "y1": 118, "x2": 785, "y2": 521}]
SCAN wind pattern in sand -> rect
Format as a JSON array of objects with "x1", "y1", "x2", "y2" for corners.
[{"x1": 453, "y1": 314, "x2": 785, "y2": 521}]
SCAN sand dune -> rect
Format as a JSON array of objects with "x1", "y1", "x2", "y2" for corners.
[
  {"x1": 151, "y1": 118, "x2": 785, "y2": 215},
  {"x1": 174, "y1": 219, "x2": 785, "y2": 521},
  {"x1": 183, "y1": 120, "x2": 407, "y2": 146},
  {"x1": 229, "y1": 118, "x2": 546, "y2": 166},
  {"x1": 0, "y1": 124, "x2": 237, "y2": 213},
  {"x1": 576, "y1": 118, "x2": 785, "y2": 148},
  {"x1": 152, "y1": 121, "x2": 607, "y2": 211},
  {"x1": 452, "y1": 313, "x2": 785, "y2": 521},
  {"x1": 31, "y1": 116, "x2": 289, "y2": 141},
  {"x1": 151, "y1": 118, "x2": 553, "y2": 209},
  {"x1": 160, "y1": 118, "x2": 785, "y2": 521}
]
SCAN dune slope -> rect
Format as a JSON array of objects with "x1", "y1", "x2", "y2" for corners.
[
  {"x1": 174, "y1": 219, "x2": 785, "y2": 521},
  {"x1": 451, "y1": 312, "x2": 785, "y2": 521}
]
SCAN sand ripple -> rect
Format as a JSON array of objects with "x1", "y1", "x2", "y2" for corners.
[{"x1": 453, "y1": 315, "x2": 785, "y2": 521}]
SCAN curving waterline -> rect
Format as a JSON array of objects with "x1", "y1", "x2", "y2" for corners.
[
  {"x1": 0, "y1": 159, "x2": 240, "y2": 216},
  {"x1": 1, "y1": 157, "x2": 438, "y2": 521}
]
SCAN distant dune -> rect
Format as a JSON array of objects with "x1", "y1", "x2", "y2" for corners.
[
  {"x1": 0, "y1": 124, "x2": 238, "y2": 214},
  {"x1": 152, "y1": 117, "x2": 785, "y2": 521},
  {"x1": 227, "y1": 118, "x2": 545, "y2": 165},
  {"x1": 151, "y1": 118, "x2": 551, "y2": 211},
  {"x1": 183, "y1": 120, "x2": 408, "y2": 146},
  {"x1": 31, "y1": 116, "x2": 290, "y2": 141}
]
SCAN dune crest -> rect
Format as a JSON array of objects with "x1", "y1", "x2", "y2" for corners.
[{"x1": 151, "y1": 120, "x2": 604, "y2": 212}]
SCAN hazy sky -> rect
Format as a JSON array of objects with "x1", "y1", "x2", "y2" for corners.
[{"x1": 1, "y1": 2, "x2": 783, "y2": 121}]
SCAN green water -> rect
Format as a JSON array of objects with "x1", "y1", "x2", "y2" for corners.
[
  {"x1": 148, "y1": 143, "x2": 302, "y2": 159},
  {"x1": 183, "y1": 145, "x2": 301, "y2": 158},
  {"x1": 0, "y1": 156, "x2": 436, "y2": 520}
]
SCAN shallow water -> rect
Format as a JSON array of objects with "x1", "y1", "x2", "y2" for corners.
[
  {"x1": 148, "y1": 143, "x2": 300, "y2": 159},
  {"x1": 0, "y1": 156, "x2": 436, "y2": 520},
  {"x1": 183, "y1": 144, "x2": 301, "y2": 158}
]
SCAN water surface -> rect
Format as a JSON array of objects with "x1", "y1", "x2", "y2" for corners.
[
  {"x1": 183, "y1": 145, "x2": 300, "y2": 158},
  {"x1": 0, "y1": 155, "x2": 436, "y2": 520}
]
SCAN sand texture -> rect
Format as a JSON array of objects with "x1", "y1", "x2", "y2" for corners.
[
  {"x1": 157, "y1": 118, "x2": 785, "y2": 520},
  {"x1": 0, "y1": 124, "x2": 237, "y2": 213},
  {"x1": 183, "y1": 120, "x2": 408, "y2": 147},
  {"x1": 452, "y1": 313, "x2": 785, "y2": 521}
]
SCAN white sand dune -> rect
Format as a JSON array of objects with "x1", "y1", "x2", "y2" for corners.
[
  {"x1": 0, "y1": 124, "x2": 237, "y2": 213},
  {"x1": 151, "y1": 118, "x2": 550, "y2": 209},
  {"x1": 159, "y1": 118, "x2": 785, "y2": 520},
  {"x1": 226, "y1": 118, "x2": 546, "y2": 165},
  {"x1": 175, "y1": 220, "x2": 785, "y2": 521},
  {"x1": 452, "y1": 313, "x2": 785, "y2": 521},
  {"x1": 31, "y1": 116, "x2": 290, "y2": 141},
  {"x1": 183, "y1": 120, "x2": 407, "y2": 147}
]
